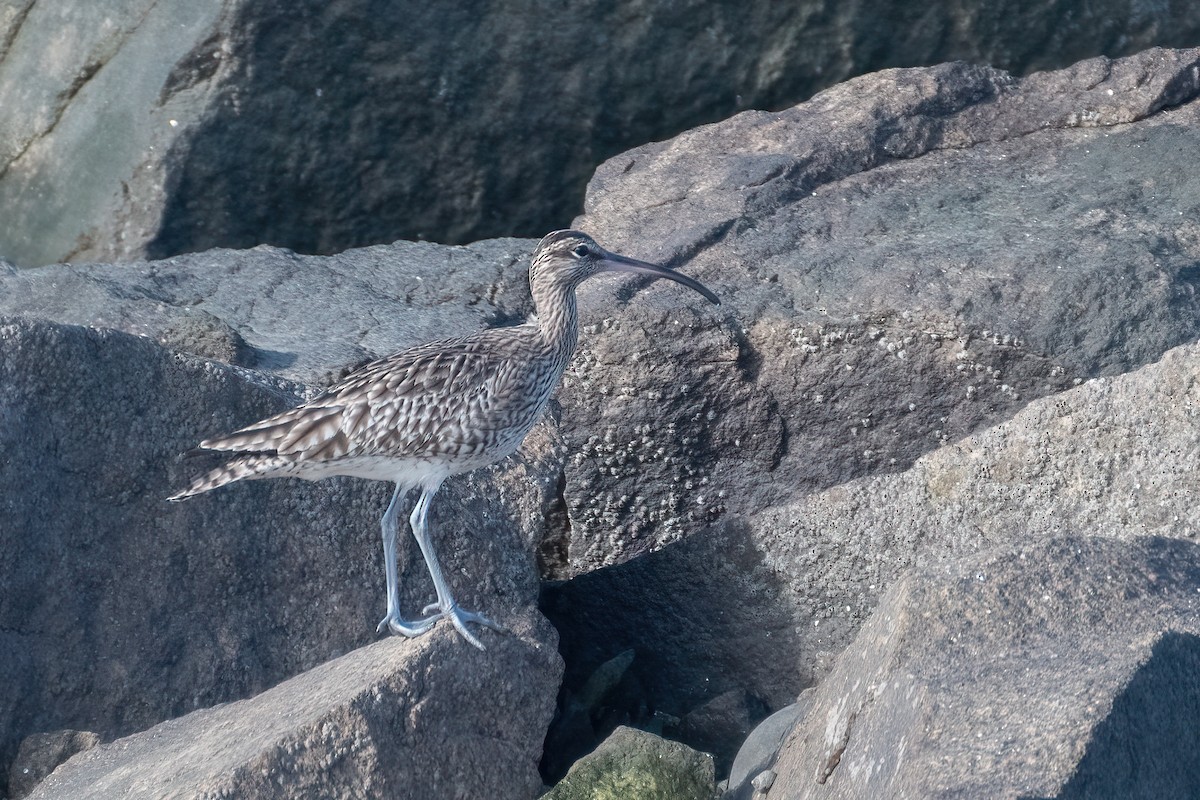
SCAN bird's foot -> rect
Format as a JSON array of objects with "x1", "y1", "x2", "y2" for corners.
[
  {"x1": 376, "y1": 610, "x2": 439, "y2": 638},
  {"x1": 420, "y1": 601, "x2": 506, "y2": 650}
]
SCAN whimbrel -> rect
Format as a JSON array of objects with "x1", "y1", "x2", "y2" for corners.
[{"x1": 169, "y1": 230, "x2": 719, "y2": 649}]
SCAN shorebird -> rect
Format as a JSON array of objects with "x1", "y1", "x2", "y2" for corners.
[{"x1": 169, "y1": 230, "x2": 719, "y2": 649}]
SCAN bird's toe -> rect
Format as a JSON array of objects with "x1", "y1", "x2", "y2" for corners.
[
  {"x1": 443, "y1": 604, "x2": 506, "y2": 649},
  {"x1": 378, "y1": 612, "x2": 438, "y2": 638}
]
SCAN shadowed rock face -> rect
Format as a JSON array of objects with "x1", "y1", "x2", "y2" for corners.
[
  {"x1": 6, "y1": 730, "x2": 100, "y2": 800},
  {"x1": 1050, "y1": 631, "x2": 1200, "y2": 800},
  {"x1": 4, "y1": 1, "x2": 1200, "y2": 267}
]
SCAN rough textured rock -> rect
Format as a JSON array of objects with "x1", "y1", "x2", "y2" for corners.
[
  {"x1": 26, "y1": 626, "x2": 560, "y2": 800},
  {"x1": 7, "y1": 731, "x2": 100, "y2": 800},
  {"x1": 0, "y1": 317, "x2": 562, "y2": 780},
  {"x1": 4, "y1": 2, "x2": 1200, "y2": 267},
  {"x1": 539, "y1": 47, "x2": 1200, "y2": 778},
  {"x1": 544, "y1": 338, "x2": 1200, "y2": 766},
  {"x1": 544, "y1": 725, "x2": 717, "y2": 800},
  {"x1": 564, "y1": 47, "x2": 1200, "y2": 573},
  {"x1": 11, "y1": 52, "x2": 1200, "y2": 582},
  {"x1": 768, "y1": 536, "x2": 1200, "y2": 799},
  {"x1": 0, "y1": 239, "x2": 537, "y2": 386}
]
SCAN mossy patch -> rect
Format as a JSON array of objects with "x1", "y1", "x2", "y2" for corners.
[{"x1": 545, "y1": 726, "x2": 716, "y2": 800}]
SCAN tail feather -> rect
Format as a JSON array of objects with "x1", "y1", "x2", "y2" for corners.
[
  {"x1": 168, "y1": 454, "x2": 294, "y2": 502},
  {"x1": 198, "y1": 406, "x2": 315, "y2": 452}
]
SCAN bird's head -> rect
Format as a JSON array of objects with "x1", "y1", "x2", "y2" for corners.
[{"x1": 528, "y1": 230, "x2": 720, "y2": 305}]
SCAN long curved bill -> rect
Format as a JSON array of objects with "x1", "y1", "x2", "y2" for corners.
[{"x1": 598, "y1": 249, "x2": 721, "y2": 306}]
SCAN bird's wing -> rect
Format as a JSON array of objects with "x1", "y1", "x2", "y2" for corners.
[{"x1": 200, "y1": 330, "x2": 538, "y2": 462}]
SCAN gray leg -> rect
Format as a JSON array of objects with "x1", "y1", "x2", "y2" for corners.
[
  {"x1": 409, "y1": 486, "x2": 505, "y2": 650},
  {"x1": 376, "y1": 483, "x2": 438, "y2": 637}
]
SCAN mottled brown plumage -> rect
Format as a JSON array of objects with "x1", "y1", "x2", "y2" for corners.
[{"x1": 169, "y1": 230, "x2": 718, "y2": 648}]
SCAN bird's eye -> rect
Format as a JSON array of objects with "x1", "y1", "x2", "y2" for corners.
[{"x1": 572, "y1": 244, "x2": 591, "y2": 258}]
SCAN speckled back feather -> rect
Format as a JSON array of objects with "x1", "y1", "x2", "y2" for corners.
[{"x1": 168, "y1": 324, "x2": 566, "y2": 501}]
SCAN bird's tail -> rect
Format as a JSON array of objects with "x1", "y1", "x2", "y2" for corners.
[{"x1": 167, "y1": 454, "x2": 294, "y2": 502}]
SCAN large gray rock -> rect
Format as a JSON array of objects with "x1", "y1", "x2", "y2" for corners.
[
  {"x1": 768, "y1": 536, "x2": 1200, "y2": 799},
  {"x1": 0, "y1": 317, "x2": 562, "y2": 781},
  {"x1": 539, "y1": 47, "x2": 1200, "y2": 778},
  {"x1": 4, "y1": 2, "x2": 1200, "y2": 267},
  {"x1": 563, "y1": 47, "x2": 1200, "y2": 572},
  {"x1": 544, "y1": 337, "x2": 1200, "y2": 762},
  {"x1": 26, "y1": 627, "x2": 560, "y2": 800},
  {"x1": 0, "y1": 239, "x2": 536, "y2": 386},
  {"x1": 0, "y1": 0, "x2": 228, "y2": 267}
]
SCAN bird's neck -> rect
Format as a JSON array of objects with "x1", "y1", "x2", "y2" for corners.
[{"x1": 532, "y1": 280, "x2": 580, "y2": 364}]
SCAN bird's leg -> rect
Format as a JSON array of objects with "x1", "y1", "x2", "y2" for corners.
[
  {"x1": 409, "y1": 487, "x2": 505, "y2": 650},
  {"x1": 376, "y1": 484, "x2": 438, "y2": 638}
]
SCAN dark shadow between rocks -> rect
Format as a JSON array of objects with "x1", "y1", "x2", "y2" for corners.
[
  {"x1": 1023, "y1": 631, "x2": 1200, "y2": 800},
  {"x1": 538, "y1": 519, "x2": 804, "y2": 782}
]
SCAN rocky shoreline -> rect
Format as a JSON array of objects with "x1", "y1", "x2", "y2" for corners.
[{"x1": 4, "y1": 46, "x2": 1200, "y2": 799}]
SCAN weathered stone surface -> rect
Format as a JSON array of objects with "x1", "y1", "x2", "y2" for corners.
[
  {"x1": 539, "y1": 48, "x2": 1200, "y2": 780},
  {"x1": 26, "y1": 625, "x2": 560, "y2": 800},
  {"x1": 768, "y1": 536, "x2": 1200, "y2": 799},
  {"x1": 0, "y1": 239, "x2": 536, "y2": 386},
  {"x1": 7, "y1": 730, "x2": 100, "y2": 800},
  {"x1": 5, "y1": 2, "x2": 1199, "y2": 267},
  {"x1": 545, "y1": 338, "x2": 1200, "y2": 763},
  {"x1": 544, "y1": 725, "x2": 716, "y2": 800},
  {"x1": 0, "y1": 317, "x2": 562, "y2": 780},
  {"x1": 564, "y1": 47, "x2": 1200, "y2": 573},
  {"x1": 14, "y1": 52, "x2": 1200, "y2": 583}
]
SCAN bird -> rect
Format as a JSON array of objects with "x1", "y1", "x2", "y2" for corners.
[{"x1": 169, "y1": 230, "x2": 720, "y2": 649}]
